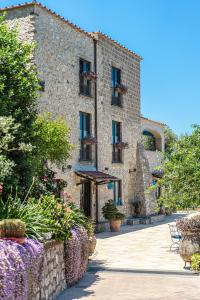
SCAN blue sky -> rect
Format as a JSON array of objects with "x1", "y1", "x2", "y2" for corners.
[{"x1": 1, "y1": 0, "x2": 200, "y2": 135}]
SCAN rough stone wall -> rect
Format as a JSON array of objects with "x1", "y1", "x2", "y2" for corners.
[
  {"x1": 96, "y1": 35, "x2": 141, "y2": 220},
  {"x1": 145, "y1": 150, "x2": 163, "y2": 172},
  {"x1": 30, "y1": 241, "x2": 66, "y2": 300},
  {"x1": 135, "y1": 143, "x2": 157, "y2": 216}
]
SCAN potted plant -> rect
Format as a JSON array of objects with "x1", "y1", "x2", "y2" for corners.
[
  {"x1": 176, "y1": 215, "x2": 200, "y2": 264},
  {"x1": 102, "y1": 199, "x2": 125, "y2": 232},
  {"x1": 115, "y1": 83, "x2": 128, "y2": 94},
  {"x1": 82, "y1": 136, "x2": 97, "y2": 145},
  {"x1": 0, "y1": 219, "x2": 26, "y2": 244},
  {"x1": 115, "y1": 142, "x2": 129, "y2": 149},
  {"x1": 85, "y1": 220, "x2": 97, "y2": 257}
]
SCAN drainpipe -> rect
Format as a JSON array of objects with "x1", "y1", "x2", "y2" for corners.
[{"x1": 94, "y1": 38, "x2": 99, "y2": 223}]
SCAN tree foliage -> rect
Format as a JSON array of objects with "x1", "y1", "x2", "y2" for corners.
[
  {"x1": 164, "y1": 125, "x2": 178, "y2": 155},
  {"x1": 159, "y1": 125, "x2": 200, "y2": 209},
  {"x1": 33, "y1": 113, "x2": 72, "y2": 167},
  {"x1": 0, "y1": 17, "x2": 72, "y2": 196}
]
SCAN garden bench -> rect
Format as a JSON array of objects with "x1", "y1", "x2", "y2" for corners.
[{"x1": 168, "y1": 223, "x2": 182, "y2": 251}]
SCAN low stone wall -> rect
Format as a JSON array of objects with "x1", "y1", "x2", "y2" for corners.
[
  {"x1": 0, "y1": 228, "x2": 88, "y2": 300},
  {"x1": 31, "y1": 241, "x2": 66, "y2": 300}
]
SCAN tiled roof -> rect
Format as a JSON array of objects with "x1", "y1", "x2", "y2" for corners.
[
  {"x1": 92, "y1": 32, "x2": 143, "y2": 61},
  {"x1": 0, "y1": 1, "x2": 91, "y2": 38},
  {"x1": 0, "y1": 1, "x2": 142, "y2": 60}
]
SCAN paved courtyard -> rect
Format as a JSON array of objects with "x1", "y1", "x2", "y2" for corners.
[{"x1": 57, "y1": 213, "x2": 200, "y2": 300}]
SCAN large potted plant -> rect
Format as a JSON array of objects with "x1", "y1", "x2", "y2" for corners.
[
  {"x1": 176, "y1": 215, "x2": 200, "y2": 265},
  {"x1": 102, "y1": 200, "x2": 125, "y2": 232}
]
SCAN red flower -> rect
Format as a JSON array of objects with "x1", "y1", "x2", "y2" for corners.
[
  {"x1": 42, "y1": 176, "x2": 48, "y2": 182},
  {"x1": 0, "y1": 184, "x2": 3, "y2": 193}
]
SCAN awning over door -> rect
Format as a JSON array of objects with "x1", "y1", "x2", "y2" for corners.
[{"x1": 75, "y1": 170, "x2": 119, "y2": 185}]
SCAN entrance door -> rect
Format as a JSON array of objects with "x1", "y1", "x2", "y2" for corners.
[{"x1": 80, "y1": 181, "x2": 91, "y2": 217}]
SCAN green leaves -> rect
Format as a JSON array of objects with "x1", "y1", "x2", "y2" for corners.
[
  {"x1": 33, "y1": 113, "x2": 73, "y2": 167},
  {"x1": 160, "y1": 125, "x2": 200, "y2": 209}
]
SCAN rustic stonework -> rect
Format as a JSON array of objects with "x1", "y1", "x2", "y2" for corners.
[
  {"x1": 3, "y1": 2, "x2": 161, "y2": 222},
  {"x1": 29, "y1": 241, "x2": 66, "y2": 300}
]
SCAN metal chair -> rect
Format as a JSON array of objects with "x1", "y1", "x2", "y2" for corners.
[{"x1": 168, "y1": 223, "x2": 182, "y2": 251}]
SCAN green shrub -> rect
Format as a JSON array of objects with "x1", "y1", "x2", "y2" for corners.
[
  {"x1": 191, "y1": 253, "x2": 200, "y2": 272},
  {"x1": 102, "y1": 199, "x2": 125, "y2": 221},
  {"x1": 0, "y1": 196, "x2": 52, "y2": 239}
]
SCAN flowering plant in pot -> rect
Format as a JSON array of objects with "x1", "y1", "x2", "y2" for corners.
[
  {"x1": 0, "y1": 219, "x2": 26, "y2": 244},
  {"x1": 176, "y1": 215, "x2": 200, "y2": 264},
  {"x1": 115, "y1": 142, "x2": 129, "y2": 149},
  {"x1": 80, "y1": 71, "x2": 97, "y2": 81},
  {"x1": 102, "y1": 199, "x2": 125, "y2": 232},
  {"x1": 115, "y1": 83, "x2": 128, "y2": 94},
  {"x1": 82, "y1": 136, "x2": 97, "y2": 145}
]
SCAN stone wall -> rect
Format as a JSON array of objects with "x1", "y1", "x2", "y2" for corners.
[
  {"x1": 95, "y1": 33, "x2": 141, "y2": 220},
  {"x1": 31, "y1": 241, "x2": 66, "y2": 300},
  {"x1": 144, "y1": 150, "x2": 163, "y2": 172}
]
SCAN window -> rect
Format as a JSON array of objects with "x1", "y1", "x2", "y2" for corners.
[
  {"x1": 80, "y1": 59, "x2": 91, "y2": 96},
  {"x1": 80, "y1": 112, "x2": 92, "y2": 161},
  {"x1": 113, "y1": 180, "x2": 122, "y2": 206},
  {"x1": 112, "y1": 121, "x2": 122, "y2": 163},
  {"x1": 111, "y1": 67, "x2": 122, "y2": 107}
]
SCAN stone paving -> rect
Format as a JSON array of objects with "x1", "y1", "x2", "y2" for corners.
[{"x1": 57, "y1": 213, "x2": 200, "y2": 300}]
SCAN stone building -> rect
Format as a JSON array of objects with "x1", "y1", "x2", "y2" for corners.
[{"x1": 1, "y1": 1, "x2": 164, "y2": 224}]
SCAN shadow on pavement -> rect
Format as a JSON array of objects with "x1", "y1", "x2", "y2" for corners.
[
  {"x1": 56, "y1": 272, "x2": 101, "y2": 300},
  {"x1": 96, "y1": 213, "x2": 187, "y2": 240}
]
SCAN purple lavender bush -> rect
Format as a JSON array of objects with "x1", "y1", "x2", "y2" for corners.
[
  {"x1": 64, "y1": 226, "x2": 88, "y2": 286},
  {"x1": 0, "y1": 239, "x2": 44, "y2": 300}
]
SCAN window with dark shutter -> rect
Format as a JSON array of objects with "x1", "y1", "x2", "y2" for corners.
[
  {"x1": 80, "y1": 59, "x2": 91, "y2": 96},
  {"x1": 79, "y1": 112, "x2": 92, "y2": 161},
  {"x1": 111, "y1": 67, "x2": 122, "y2": 107},
  {"x1": 113, "y1": 180, "x2": 122, "y2": 206},
  {"x1": 112, "y1": 121, "x2": 122, "y2": 163}
]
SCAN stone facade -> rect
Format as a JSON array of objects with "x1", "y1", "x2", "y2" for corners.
[{"x1": 3, "y1": 2, "x2": 160, "y2": 221}]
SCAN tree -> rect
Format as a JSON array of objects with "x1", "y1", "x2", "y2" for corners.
[
  {"x1": 0, "y1": 17, "x2": 72, "y2": 197},
  {"x1": 159, "y1": 125, "x2": 200, "y2": 210},
  {"x1": 0, "y1": 15, "x2": 38, "y2": 190},
  {"x1": 164, "y1": 125, "x2": 178, "y2": 155}
]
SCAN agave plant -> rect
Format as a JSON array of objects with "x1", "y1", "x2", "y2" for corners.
[{"x1": 0, "y1": 196, "x2": 51, "y2": 240}]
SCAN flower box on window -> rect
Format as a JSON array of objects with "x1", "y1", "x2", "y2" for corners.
[
  {"x1": 80, "y1": 71, "x2": 97, "y2": 81},
  {"x1": 114, "y1": 142, "x2": 129, "y2": 149},
  {"x1": 115, "y1": 83, "x2": 128, "y2": 94},
  {"x1": 82, "y1": 136, "x2": 97, "y2": 145}
]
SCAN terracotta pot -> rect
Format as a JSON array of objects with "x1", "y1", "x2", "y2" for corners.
[
  {"x1": 109, "y1": 219, "x2": 122, "y2": 232},
  {"x1": 179, "y1": 232, "x2": 200, "y2": 263},
  {"x1": 88, "y1": 235, "x2": 97, "y2": 256}
]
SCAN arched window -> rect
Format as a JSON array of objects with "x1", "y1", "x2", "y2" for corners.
[{"x1": 142, "y1": 130, "x2": 156, "y2": 151}]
